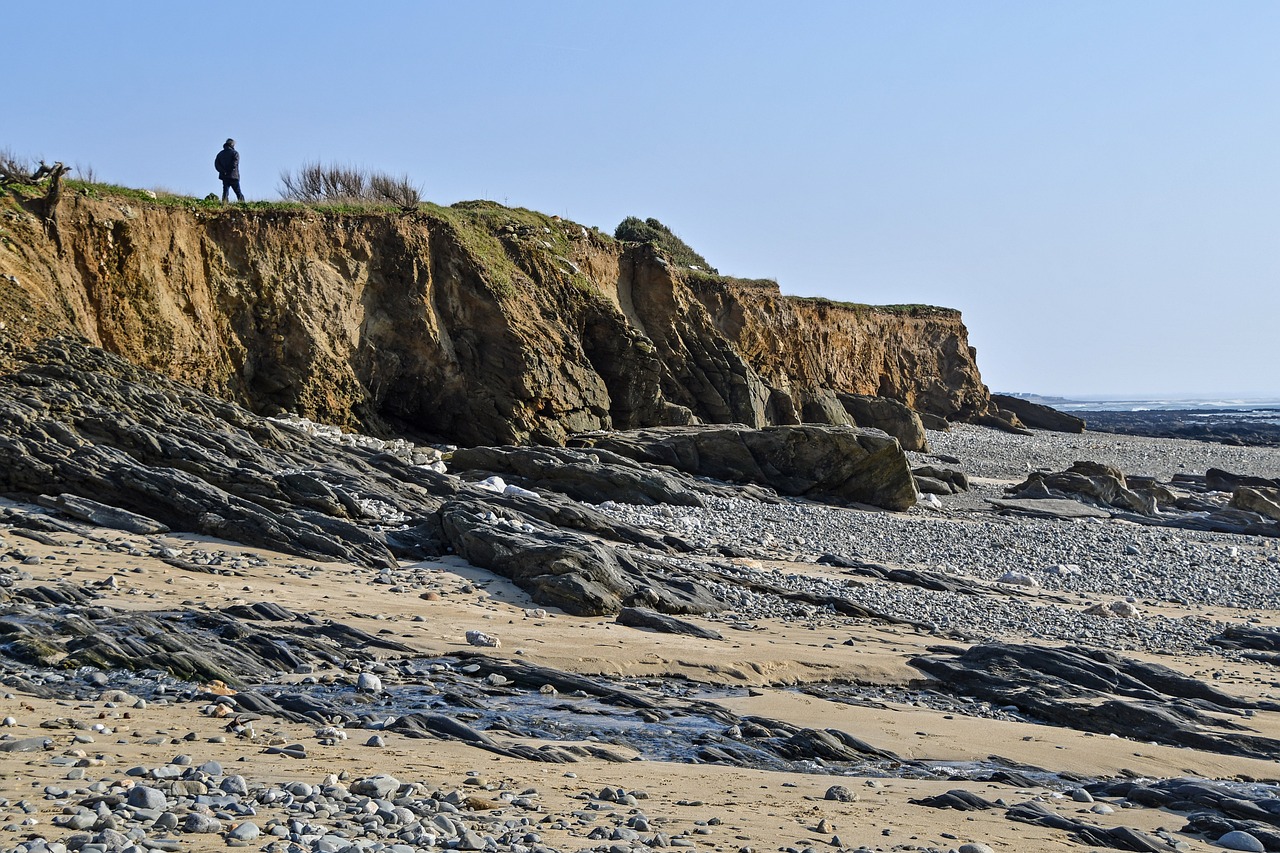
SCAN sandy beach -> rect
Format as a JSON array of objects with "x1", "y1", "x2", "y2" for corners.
[{"x1": 4, "y1": 424, "x2": 1280, "y2": 853}]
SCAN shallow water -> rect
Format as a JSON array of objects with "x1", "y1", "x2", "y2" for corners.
[{"x1": 250, "y1": 660, "x2": 1092, "y2": 786}]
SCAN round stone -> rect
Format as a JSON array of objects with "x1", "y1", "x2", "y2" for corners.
[
  {"x1": 182, "y1": 813, "x2": 222, "y2": 833},
  {"x1": 823, "y1": 785, "x2": 857, "y2": 802},
  {"x1": 1218, "y1": 831, "x2": 1266, "y2": 853},
  {"x1": 126, "y1": 786, "x2": 166, "y2": 811}
]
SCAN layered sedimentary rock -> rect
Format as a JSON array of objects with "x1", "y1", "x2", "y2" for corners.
[
  {"x1": 0, "y1": 339, "x2": 919, "y2": 616},
  {"x1": 991, "y1": 393, "x2": 1086, "y2": 433},
  {"x1": 0, "y1": 193, "x2": 992, "y2": 445},
  {"x1": 570, "y1": 424, "x2": 919, "y2": 511}
]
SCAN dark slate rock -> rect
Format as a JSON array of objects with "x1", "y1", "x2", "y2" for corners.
[
  {"x1": 837, "y1": 394, "x2": 930, "y2": 452},
  {"x1": 1006, "y1": 800, "x2": 1167, "y2": 852},
  {"x1": 448, "y1": 445, "x2": 709, "y2": 507},
  {"x1": 439, "y1": 502, "x2": 718, "y2": 617},
  {"x1": 911, "y1": 644, "x2": 1280, "y2": 760},
  {"x1": 777, "y1": 728, "x2": 899, "y2": 763},
  {"x1": 1206, "y1": 468, "x2": 1280, "y2": 492},
  {"x1": 616, "y1": 607, "x2": 723, "y2": 640},
  {"x1": 570, "y1": 424, "x2": 918, "y2": 511},
  {"x1": 0, "y1": 736, "x2": 52, "y2": 752},
  {"x1": 911, "y1": 463, "x2": 969, "y2": 493},
  {"x1": 1006, "y1": 461, "x2": 1155, "y2": 515},
  {"x1": 987, "y1": 497, "x2": 1111, "y2": 519},
  {"x1": 909, "y1": 789, "x2": 998, "y2": 811},
  {"x1": 990, "y1": 394, "x2": 1086, "y2": 433},
  {"x1": 36, "y1": 493, "x2": 169, "y2": 534}
]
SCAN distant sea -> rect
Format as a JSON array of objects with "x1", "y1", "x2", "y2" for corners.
[{"x1": 1003, "y1": 394, "x2": 1280, "y2": 446}]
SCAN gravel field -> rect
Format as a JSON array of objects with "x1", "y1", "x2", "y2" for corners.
[
  {"x1": 601, "y1": 426, "x2": 1280, "y2": 654},
  {"x1": 921, "y1": 423, "x2": 1280, "y2": 481}
]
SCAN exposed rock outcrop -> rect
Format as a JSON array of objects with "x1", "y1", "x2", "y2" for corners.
[
  {"x1": 838, "y1": 393, "x2": 930, "y2": 451},
  {"x1": 570, "y1": 424, "x2": 918, "y2": 511},
  {"x1": 1232, "y1": 486, "x2": 1280, "y2": 523},
  {"x1": 1001, "y1": 461, "x2": 1280, "y2": 537},
  {"x1": 0, "y1": 339, "x2": 924, "y2": 616},
  {"x1": 911, "y1": 643, "x2": 1280, "y2": 760},
  {"x1": 0, "y1": 193, "x2": 993, "y2": 446},
  {"x1": 1006, "y1": 461, "x2": 1155, "y2": 515},
  {"x1": 990, "y1": 393, "x2": 1086, "y2": 433}
]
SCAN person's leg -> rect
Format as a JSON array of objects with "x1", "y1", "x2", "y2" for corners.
[
  {"x1": 232, "y1": 179, "x2": 244, "y2": 202},
  {"x1": 221, "y1": 180, "x2": 230, "y2": 204}
]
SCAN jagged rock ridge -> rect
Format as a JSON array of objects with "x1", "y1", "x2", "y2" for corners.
[{"x1": 0, "y1": 338, "x2": 919, "y2": 616}]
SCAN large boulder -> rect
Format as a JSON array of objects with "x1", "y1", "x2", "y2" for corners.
[
  {"x1": 1232, "y1": 486, "x2": 1280, "y2": 523},
  {"x1": 438, "y1": 502, "x2": 719, "y2": 616},
  {"x1": 1207, "y1": 468, "x2": 1280, "y2": 492},
  {"x1": 838, "y1": 394, "x2": 930, "y2": 452},
  {"x1": 990, "y1": 394, "x2": 1085, "y2": 433},
  {"x1": 570, "y1": 424, "x2": 917, "y2": 511},
  {"x1": 1007, "y1": 461, "x2": 1155, "y2": 516},
  {"x1": 447, "y1": 445, "x2": 708, "y2": 507},
  {"x1": 798, "y1": 389, "x2": 853, "y2": 426}
]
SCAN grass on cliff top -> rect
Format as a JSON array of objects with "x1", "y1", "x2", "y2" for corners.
[
  {"x1": 685, "y1": 270, "x2": 954, "y2": 317},
  {"x1": 787, "y1": 294, "x2": 958, "y2": 317},
  {"x1": 7, "y1": 180, "x2": 607, "y2": 300},
  {"x1": 62, "y1": 180, "x2": 406, "y2": 213},
  {"x1": 422, "y1": 200, "x2": 611, "y2": 299}
]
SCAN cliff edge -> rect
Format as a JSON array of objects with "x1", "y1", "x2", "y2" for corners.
[{"x1": 0, "y1": 191, "x2": 992, "y2": 445}]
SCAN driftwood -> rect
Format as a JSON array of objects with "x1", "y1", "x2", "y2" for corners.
[{"x1": 0, "y1": 157, "x2": 70, "y2": 189}]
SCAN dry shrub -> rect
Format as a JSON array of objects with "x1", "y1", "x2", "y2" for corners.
[
  {"x1": 0, "y1": 148, "x2": 71, "y2": 192},
  {"x1": 279, "y1": 162, "x2": 421, "y2": 211}
]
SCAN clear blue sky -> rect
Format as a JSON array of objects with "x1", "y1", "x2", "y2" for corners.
[{"x1": 12, "y1": 1, "x2": 1279, "y2": 397}]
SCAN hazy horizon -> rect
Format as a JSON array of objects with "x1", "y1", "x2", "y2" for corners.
[
  {"x1": 10, "y1": 1, "x2": 1277, "y2": 399},
  {"x1": 999, "y1": 391, "x2": 1280, "y2": 402}
]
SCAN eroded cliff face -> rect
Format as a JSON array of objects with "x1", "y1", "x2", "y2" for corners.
[{"x1": 0, "y1": 193, "x2": 991, "y2": 444}]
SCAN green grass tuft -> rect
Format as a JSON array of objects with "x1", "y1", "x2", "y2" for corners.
[{"x1": 615, "y1": 216, "x2": 715, "y2": 272}]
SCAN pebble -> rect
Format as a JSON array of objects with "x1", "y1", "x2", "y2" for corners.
[
  {"x1": 466, "y1": 629, "x2": 501, "y2": 648},
  {"x1": 125, "y1": 786, "x2": 166, "y2": 811}
]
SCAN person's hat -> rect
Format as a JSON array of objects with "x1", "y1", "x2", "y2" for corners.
[{"x1": 225, "y1": 138, "x2": 235, "y2": 147}]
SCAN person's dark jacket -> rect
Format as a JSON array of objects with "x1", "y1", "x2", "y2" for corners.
[{"x1": 214, "y1": 146, "x2": 240, "y2": 181}]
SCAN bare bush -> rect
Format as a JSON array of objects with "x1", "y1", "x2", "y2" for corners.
[
  {"x1": 1, "y1": 148, "x2": 71, "y2": 193},
  {"x1": 369, "y1": 172, "x2": 422, "y2": 211},
  {"x1": 279, "y1": 162, "x2": 421, "y2": 210},
  {"x1": 0, "y1": 148, "x2": 34, "y2": 186}
]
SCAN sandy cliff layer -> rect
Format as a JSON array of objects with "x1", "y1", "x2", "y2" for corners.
[{"x1": 0, "y1": 193, "x2": 991, "y2": 444}]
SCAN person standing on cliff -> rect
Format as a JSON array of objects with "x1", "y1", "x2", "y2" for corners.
[{"x1": 214, "y1": 139, "x2": 244, "y2": 204}]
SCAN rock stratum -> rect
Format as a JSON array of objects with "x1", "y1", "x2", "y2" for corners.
[
  {"x1": 0, "y1": 338, "x2": 919, "y2": 616},
  {"x1": 0, "y1": 192, "x2": 991, "y2": 446}
]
